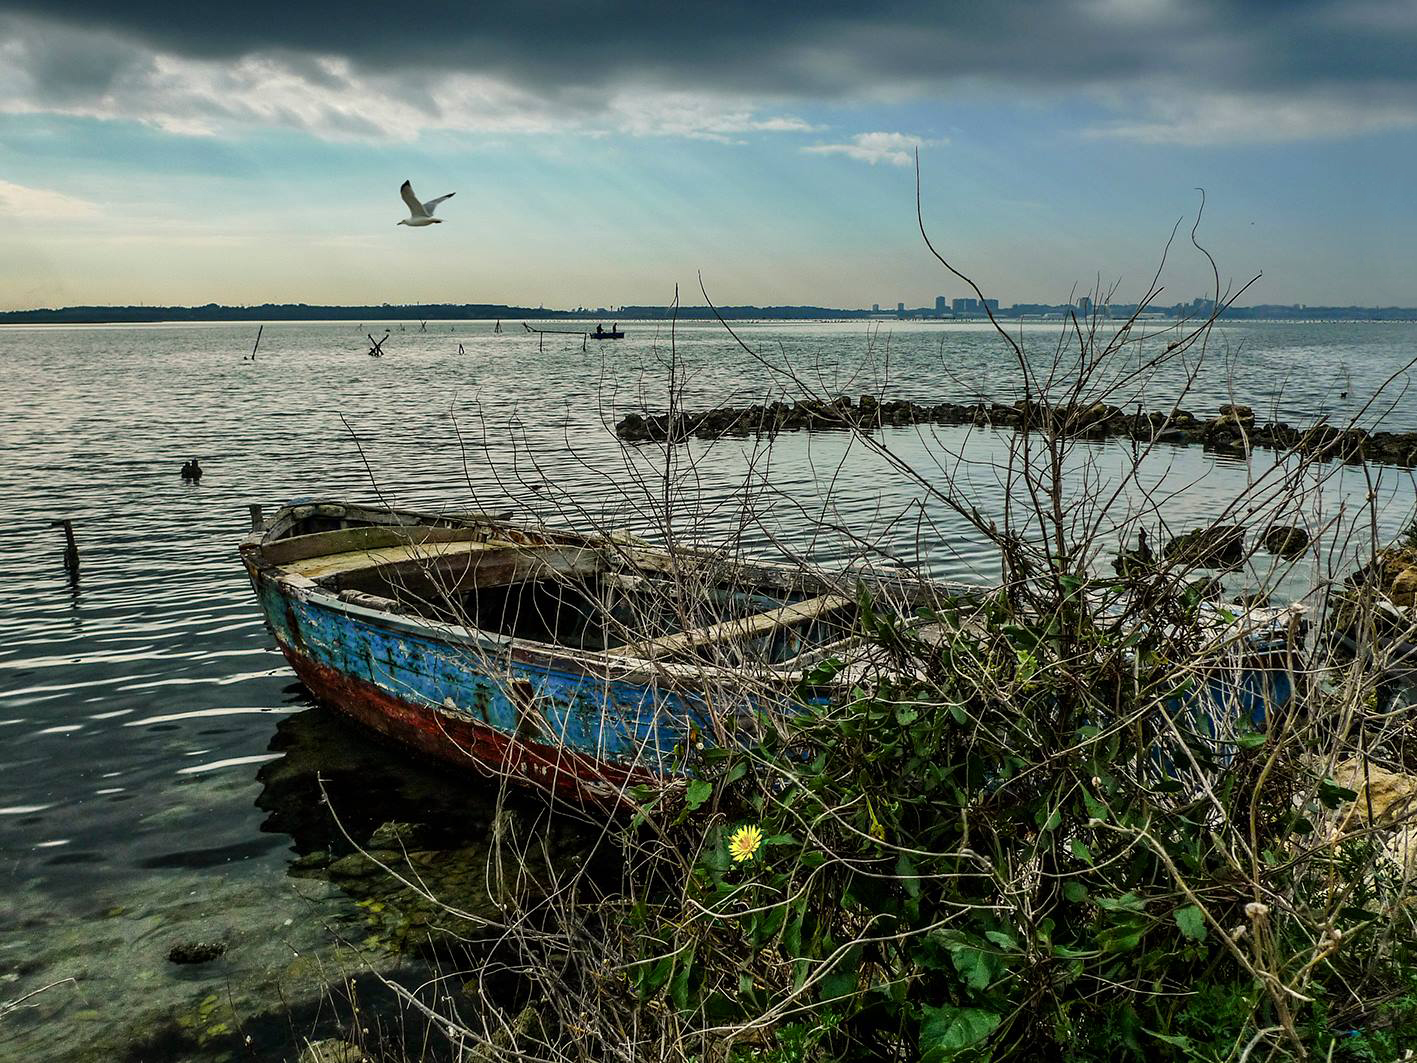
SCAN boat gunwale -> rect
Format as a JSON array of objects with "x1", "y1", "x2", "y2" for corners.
[{"x1": 240, "y1": 500, "x2": 912, "y2": 686}]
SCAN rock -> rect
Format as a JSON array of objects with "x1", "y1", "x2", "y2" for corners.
[
  {"x1": 299, "y1": 1038, "x2": 366, "y2": 1063},
  {"x1": 1394, "y1": 566, "x2": 1417, "y2": 608},
  {"x1": 1332, "y1": 760, "x2": 1417, "y2": 878},
  {"x1": 168, "y1": 941, "x2": 226, "y2": 965},
  {"x1": 1164, "y1": 525, "x2": 1246, "y2": 569},
  {"x1": 464, "y1": 1005, "x2": 539, "y2": 1062},
  {"x1": 290, "y1": 849, "x2": 331, "y2": 873},
  {"x1": 370, "y1": 821, "x2": 421, "y2": 849},
  {"x1": 1360, "y1": 546, "x2": 1417, "y2": 607},
  {"x1": 615, "y1": 413, "x2": 647, "y2": 441},
  {"x1": 1333, "y1": 759, "x2": 1417, "y2": 826},
  {"x1": 1217, "y1": 404, "x2": 1255, "y2": 423},
  {"x1": 1262, "y1": 525, "x2": 1310, "y2": 559},
  {"x1": 327, "y1": 852, "x2": 385, "y2": 881}
]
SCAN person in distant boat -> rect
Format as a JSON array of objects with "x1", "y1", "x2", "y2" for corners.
[
  {"x1": 181, "y1": 459, "x2": 203, "y2": 481},
  {"x1": 595, "y1": 324, "x2": 604, "y2": 336}
]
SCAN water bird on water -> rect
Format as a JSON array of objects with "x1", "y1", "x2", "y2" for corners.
[
  {"x1": 180, "y1": 459, "x2": 203, "y2": 481},
  {"x1": 50, "y1": 519, "x2": 79, "y2": 573},
  {"x1": 397, "y1": 180, "x2": 455, "y2": 227}
]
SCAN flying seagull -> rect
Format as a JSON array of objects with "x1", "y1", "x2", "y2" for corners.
[{"x1": 398, "y1": 180, "x2": 454, "y2": 227}]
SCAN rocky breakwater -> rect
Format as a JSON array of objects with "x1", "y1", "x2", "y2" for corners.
[{"x1": 615, "y1": 397, "x2": 1417, "y2": 469}]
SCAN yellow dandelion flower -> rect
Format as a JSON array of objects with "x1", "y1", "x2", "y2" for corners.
[{"x1": 727, "y1": 824, "x2": 764, "y2": 863}]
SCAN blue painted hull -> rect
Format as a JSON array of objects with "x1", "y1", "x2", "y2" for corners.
[{"x1": 252, "y1": 571, "x2": 729, "y2": 803}]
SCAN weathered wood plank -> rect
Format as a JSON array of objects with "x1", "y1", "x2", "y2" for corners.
[
  {"x1": 262, "y1": 524, "x2": 495, "y2": 566},
  {"x1": 605, "y1": 593, "x2": 852, "y2": 660}
]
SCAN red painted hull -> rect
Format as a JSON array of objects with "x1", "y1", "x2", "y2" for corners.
[{"x1": 282, "y1": 649, "x2": 664, "y2": 807}]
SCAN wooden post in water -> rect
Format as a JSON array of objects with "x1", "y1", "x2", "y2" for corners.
[
  {"x1": 49, "y1": 519, "x2": 79, "y2": 574},
  {"x1": 248, "y1": 504, "x2": 264, "y2": 532}
]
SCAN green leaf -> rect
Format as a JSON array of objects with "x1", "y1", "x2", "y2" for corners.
[
  {"x1": 1318, "y1": 776, "x2": 1359, "y2": 808},
  {"x1": 1063, "y1": 881, "x2": 1089, "y2": 903},
  {"x1": 1145, "y1": 1029, "x2": 1193, "y2": 1049},
  {"x1": 1096, "y1": 892, "x2": 1146, "y2": 913},
  {"x1": 1098, "y1": 921, "x2": 1146, "y2": 954},
  {"x1": 1235, "y1": 731, "x2": 1267, "y2": 750},
  {"x1": 897, "y1": 853, "x2": 921, "y2": 899},
  {"x1": 1174, "y1": 905, "x2": 1207, "y2": 942},
  {"x1": 819, "y1": 968, "x2": 858, "y2": 1001},
  {"x1": 920, "y1": 1005, "x2": 1001, "y2": 1061},
  {"x1": 1069, "y1": 838, "x2": 1094, "y2": 864},
  {"x1": 930, "y1": 930, "x2": 1001, "y2": 991},
  {"x1": 639, "y1": 954, "x2": 674, "y2": 996},
  {"x1": 684, "y1": 779, "x2": 713, "y2": 812},
  {"x1": 670, "y1": 944, "x2": 695, "y2": 1011},
  {"x1": 724, "y1": 760, "x2": 749, "y2": 785},
  {"x1": 800, "y1": 656, "x2": 844, "y2": 686}
]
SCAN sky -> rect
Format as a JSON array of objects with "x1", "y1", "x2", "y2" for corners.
[{"x1": 1, "y1": 1, "x2": 1415, "y2": 311}]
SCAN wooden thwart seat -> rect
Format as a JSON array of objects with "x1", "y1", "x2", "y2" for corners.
[{"x1": 606, "y1": 593, "x2": 852, "y2": 660}]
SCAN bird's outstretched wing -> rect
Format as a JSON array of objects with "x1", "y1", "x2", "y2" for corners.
[
  {"x1": 422, "y1": 192, "x2": 455, "y2": 215},
  {"x1": 400, "y1": 180, "x2": 428, "y2": 217}
]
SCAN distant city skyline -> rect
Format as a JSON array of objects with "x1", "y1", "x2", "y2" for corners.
[
  {"x1": 1, "y1": 2, "x2": 1414, "y2": 310},
  {"x1": 5, "y1": 295, "x2": 1415, "y2": 326}
]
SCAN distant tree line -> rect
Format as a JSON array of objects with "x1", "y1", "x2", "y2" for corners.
[{"x1": 0, "y1": 301, "x2": 1413, "y2": 324}]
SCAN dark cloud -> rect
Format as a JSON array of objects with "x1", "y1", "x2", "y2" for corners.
[
  {"x1": 3, "y1": 1, "x2": 1415, "y2": 143},
  {"x1": 6, "y1": 0, "x2": 1415, "y2": 100}
]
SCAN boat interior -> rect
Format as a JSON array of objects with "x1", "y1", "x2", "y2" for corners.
[{"x1": 253, "y1": 503, "x2": 865, "y2": 666}]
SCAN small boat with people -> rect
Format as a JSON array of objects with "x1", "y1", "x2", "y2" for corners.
[
  {"x1": 240, "y1": 500, "x2": 1304, "y2": 806},
  {"x1": 591, "y1": 324, "x2": 625, "y2": 340}
]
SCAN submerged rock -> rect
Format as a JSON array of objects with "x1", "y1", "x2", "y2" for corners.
[
  {"x1": 167, "y1": 940, "x2": 227, "y2": 965},
  {"x1": 290, "y1": 849, "x2": 331, "y2": 873},
  {"x1": 299, "y1": 1038, "x2": 366, "y2": 1063},
  {"x1": 369, "y1": 821, "x2": 421, "y2": 849},
  {"x1": 1262, "y1": 525, "x2": 1311, "y2": 559},
  {"x1": 1164, "y1": 524, "x2": 1247, "y2": 569}
]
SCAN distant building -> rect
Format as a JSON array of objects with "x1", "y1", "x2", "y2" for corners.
[
  {"x1": 935, "y1": 296, "x2": 947, "y2": 316},
  {"x1": 872, "y1": 303, "x2": 880, "y2": 313},
  {"x1": 983, "y1": 298, "x2": 999, "y2": 312},
  {"x1": 897, "y1": 302, "x2": 905, "y2": 317},
  {"x1": 1077, "y1": 296, "x2": 1092, "y2": 315},
  {"x1": 952, "y1": 297, "x2": 978, "y2": 314}
]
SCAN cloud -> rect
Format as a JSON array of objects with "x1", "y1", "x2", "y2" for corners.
[
  {"x1": 1086, "y1": 87, "x2": 1417, "y2": 144},
  {"x1": 0, "y1": 14, "x2": 814, "y2": 141},
  {"x1": 0, "y1": 177, "x2": 100, "y2": 218},
  {"x1": 1, "y1": 2, "x2": 1415, "y2": 144},
  {"x1": 803, "y1": 132, "x2": 938, "y2": 167}
]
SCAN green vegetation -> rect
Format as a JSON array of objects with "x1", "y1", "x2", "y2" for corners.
[{"x1": 612, "y1": 578, "x2": 1417, "y2": 1061}]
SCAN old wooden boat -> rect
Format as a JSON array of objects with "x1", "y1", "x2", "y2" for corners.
[
  {"x1": 590, "y1": 329, "x2": 625, "y2": 340},
  {"x1": 240, "y1": 500, "x2": 872, "y2": 804},
  {"x1": 241, "y1": 500, "x2": 1305, "y2": 806}
]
